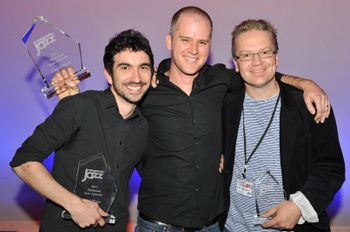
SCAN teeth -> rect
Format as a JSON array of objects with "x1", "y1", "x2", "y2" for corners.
[
  {"x1": 128, "y1": 87, "x2": 141, "y2": 90},
  {"x1": 184, "y1": 56, "x2": 197, "y2": 62},
  {"x1": 126, "y1": 85, "x2": 142, "y2": 91},
  {"x1": 251, "y1": 69, "x2": 265, "y2": 73}
]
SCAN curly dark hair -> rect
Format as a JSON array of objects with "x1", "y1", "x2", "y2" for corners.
[{"x1": 103, "y1": 29, "x2": 154, "y2": 76}]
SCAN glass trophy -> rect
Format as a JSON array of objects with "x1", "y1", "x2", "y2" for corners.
[
  {"x1": 22, "y1": 16, "x2": 90, "y2": 98},
  {"x1": 252, "y1": 170, "x2": 286, "y2": 225},
  {"x1": 61, "y1": 153, "x2": 117, "y2": 224}
]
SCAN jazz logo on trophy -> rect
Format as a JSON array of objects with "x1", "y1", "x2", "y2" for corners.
[
  {"x1": 81, "y1": 168, "x2": 104, "y2": 183},
  {"x1": 34, "y1": 32, "x2": 56, "y2": 56}
]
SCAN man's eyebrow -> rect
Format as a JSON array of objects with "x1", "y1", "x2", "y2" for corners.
[
  {"x1": 116, "y1": 63, "x2": 131, "y2": 67},
  {"x1": 140, "y1": 63, "x2": 152, "y2": 67},
  {"x1": 116, "y1": 62, "x2": 151, "y2": 68}
]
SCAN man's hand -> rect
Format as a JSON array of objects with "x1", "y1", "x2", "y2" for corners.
[
  {"x1": 281, "y1": 74, "x2": 330, "y2": 123},
  {"x1": 12, "y1": 162, "x2": 106, "y2": 229},
  {"x1": 302, "y1": 79, "x2": 330, "y2": 123},
  {"x1": 219, "y1": 154, "x2": 224, "y2": 173},
  {"x1": 261, "y1": 200, "x2": 301, "y2": 230},
  {"x1": 151, "y1": 68, "x2": 158, "y2": 88},
  {"x1": 67, "y1": 198, "x2": 108, "y2": 228},
  {"x1": 52, "y1": 67, "x2": 80, "y2": 100}
]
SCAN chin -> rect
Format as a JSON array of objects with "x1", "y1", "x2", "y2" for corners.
[
  {"x1": 182, "y1": 68, "x2": 201, "y2": 76},
  {"x1": 129, "y1": 95, "x2": 143, "y2": 102}
]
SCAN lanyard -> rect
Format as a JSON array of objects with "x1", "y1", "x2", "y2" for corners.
[{"x1": 242, "y1": 93, "x2": 281, "y2": 178}]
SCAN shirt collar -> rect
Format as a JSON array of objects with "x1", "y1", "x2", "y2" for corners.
[
  {"x1": 102, "y1": 88, "x2": 142, "y2": 120},
  {"x1": 102, "y1": 88, "x2": 117, "y2": 108}
]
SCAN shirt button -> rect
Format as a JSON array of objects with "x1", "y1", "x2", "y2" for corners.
[
  {"x1": 195, "y1": 188, "x2": 199, "y2": 192},
  {"x1": 193, "y1": 119, "x2": 196, "y2": 123},
  {"x1": 119, "y1": 141, "x2": 122, "y2": 145},
  {"x1": 195, "y1": 165, "x2": 199, "y2": 169}
]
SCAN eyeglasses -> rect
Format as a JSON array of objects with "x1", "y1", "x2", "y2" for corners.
[{"x1": 235, "y1": 50, "x2": 276, "y2": 61}]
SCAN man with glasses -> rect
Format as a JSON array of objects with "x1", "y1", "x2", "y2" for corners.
[{"x1": 221, "y1": 19, "x2": 345, "y2": 231}]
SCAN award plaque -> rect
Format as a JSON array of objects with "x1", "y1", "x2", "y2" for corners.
[
  {"x1": 252, "y1": 171, "x2": 286, "y2": 225},
  {"x1": 22, "y1": 16, "x2": 90, "y2": 98},
  {"x1": 61, "y1": 153, "x2": 117, "y2": 224}
]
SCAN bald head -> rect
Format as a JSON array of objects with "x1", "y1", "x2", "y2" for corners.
[{"x1": 170, "y1": 6, "x2": 213, "y2": 38}]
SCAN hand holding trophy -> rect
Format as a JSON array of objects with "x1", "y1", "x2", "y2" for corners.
[
  {"x1": 22, "y1": 16, "x2": 90, "y2": 98},
  {"x1": 61, "y1": 153, "x2": 118, "y2": 224},
  {"x1": 51, "y1": 66, "x2": 80, "y2": 100},
  {"x1": 253, "y1": 170, "x2": 286, "y2": 226}
]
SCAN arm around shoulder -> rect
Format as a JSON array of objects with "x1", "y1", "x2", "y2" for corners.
[{"x1": 280, "y1": 73, "x2": 330, "y2": 123}]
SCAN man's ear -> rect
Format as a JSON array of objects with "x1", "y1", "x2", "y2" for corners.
[
  {"x1": 165, "y1": 34, "x2": 172, "y2": 51},
  {"x1": 233, "y1": 59, "x2": 239, "y2": 72},
  {"x1": 104, "y1": 69, "x2": 113, "y2": 85}
]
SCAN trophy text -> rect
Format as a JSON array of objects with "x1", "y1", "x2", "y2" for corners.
[
  {"x1": 82, "y1": 168, "x2": 104, "y2": 182},
  {"x1": 34, "y1": 32, "x2": 56, "y2": 56}
]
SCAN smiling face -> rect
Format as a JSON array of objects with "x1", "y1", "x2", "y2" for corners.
[
  {"x1": 105, "y1": 49, "x2": 151, "y2": 105},
  {"x1": 166, "y1": 12, "x2": 211, "y2": 78},
  {"x1": 233, "y1": 29, "x2": 279, "y2": 97}
]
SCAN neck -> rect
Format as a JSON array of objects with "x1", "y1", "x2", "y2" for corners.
[
  {"x1": 245, "y1": 79, "x2": 280, "y2": 100},
  {"x1": 110, "y1": 87, "x2": 137, "y2": 119},
  {"x1": 118, "y1": 103, "x2": 136, "y2": 119},
  {"x1": 167, "y1": 64, "x2": 197, "y2": 96}
]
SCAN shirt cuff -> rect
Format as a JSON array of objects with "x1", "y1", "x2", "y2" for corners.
[{"x1": 290, "y1": 191, "x2": 319, "y2": 224}]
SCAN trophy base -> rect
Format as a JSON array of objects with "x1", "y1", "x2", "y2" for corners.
[
  {"x1": 253, "y1": 215, "x2": 268, "y2": 226},
  {"x1": 61, "y1": 210, "x2": 116, "y2": 224},
  {"x1": 41, "y1": 68, "x2": 91, "y2": 99}
]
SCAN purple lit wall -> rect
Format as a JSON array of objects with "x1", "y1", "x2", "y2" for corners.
[{"x1": 1, "y1": 1, "x2": 349, "y2": 231}]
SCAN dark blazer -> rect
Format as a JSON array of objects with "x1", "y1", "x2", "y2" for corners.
[{"x1": 220, "y1": 78, "x2": 345, "y2": 231}]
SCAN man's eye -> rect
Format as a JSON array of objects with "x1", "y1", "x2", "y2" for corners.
[
  {"x1": 262, "y1": 50, "x2": 272, "y2": 55},
  {"x1": 120, "y1": 66, "x2": 129, "y2": 70},
  {"x1": 141, "y1": 66, "x2": 150, "y2": 71},
  {"x1": 241, "y1": 54, "x2": 250, "y2": 58}
]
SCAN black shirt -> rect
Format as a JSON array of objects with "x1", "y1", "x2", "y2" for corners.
[
  {"x1": 137, "y1": 59, "x2": 241, "y2": 228},
  {"x1": 10, "y1": 88, "x2": 148, "y2": 232}
]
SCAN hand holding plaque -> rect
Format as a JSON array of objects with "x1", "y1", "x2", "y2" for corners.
[
  {"x1": 61, "y1": 153, "x2": 117, "y2": 224},
  {"x1": 22, "y1": 16, "x2": 90, "y2": 98},
  {"x1": 252, "y1": 170, "x2": 286, "y2": 225}
]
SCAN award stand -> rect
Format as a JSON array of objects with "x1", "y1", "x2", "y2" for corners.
[
  {"x1": 22, "y1": 16, "x2": 90, "y2": 98},
  {"x1": 252, "y1": 170, "x2": 286, "y2": 225},
  {"x1": 61, "y1": 153, "x2": 117, "y2": 224}
]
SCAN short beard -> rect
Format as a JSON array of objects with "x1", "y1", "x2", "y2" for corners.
[
  {"x1": 117, "y1": 92, "x2": 141, "y2": 104},
  {"x1": 113, "y1": 82, "x2": 148, "y2": 104}
]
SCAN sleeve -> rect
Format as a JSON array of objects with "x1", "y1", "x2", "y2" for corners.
[
  {"x1": 275, "y1": 72, "x2": 283, "y2": 80},
  {"x1": 290, "y1": 191, "x2": 319, "y2": 224},
  {"x1": 10, "y1": 97, "x2": 80, "y2": 167},
  {"x1": 227, "y1": 69, "x2": 243, "y2": 93},
  {"x1": 299, "y1": 108, "x2": 345, "y2": 214}
]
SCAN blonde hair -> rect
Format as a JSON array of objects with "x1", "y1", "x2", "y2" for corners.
[{"x1": 231, "y1": 19, "x2": 278, "y2": 57}]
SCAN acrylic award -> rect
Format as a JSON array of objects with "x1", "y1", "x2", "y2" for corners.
[
  {"x1": 61, "y1": 153, "x2": 117, "y2": 224},
  {"x1": 22, "y1": 16, "x2": 90, "y2": 98},
  {"x1": 252, "y1": 170, "x2": 286, "y2": 225}
]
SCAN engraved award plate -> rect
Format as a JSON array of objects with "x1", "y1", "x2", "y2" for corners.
[
  {"x1": 22, "y1": 16, "x2": 90, "y2": 98},
  {"x1": 61, "y1": 153, "x2": 117, "y2": 224},
  {"x1": 252, "y1": 171, "x2": 286, "y2": 225}
]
